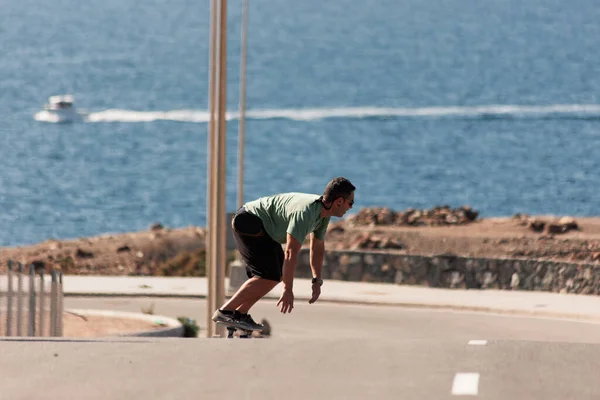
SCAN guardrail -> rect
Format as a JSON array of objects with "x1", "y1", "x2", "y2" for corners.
[{"x1": 0, "y1": 260, "x2": 63, "y2": 337}]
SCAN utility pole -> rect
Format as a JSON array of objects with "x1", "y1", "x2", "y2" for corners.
[
  {"x1": 206, "y1": 0, "x2": 227, "y2": 338},
  {"x1": 237, "y1": 0, "x2": 248, "y2": 209}
]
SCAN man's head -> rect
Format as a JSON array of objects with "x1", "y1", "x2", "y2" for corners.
[{"x1": 322, "y1": 177, "x2": 356, "y2": 218}]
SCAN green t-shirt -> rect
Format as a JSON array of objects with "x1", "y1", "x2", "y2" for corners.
[{"x1": 243, "y1": 193, "x2": 331, "y2": 244}]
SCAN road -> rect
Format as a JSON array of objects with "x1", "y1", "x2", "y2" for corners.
[{"x1": 1, "y1": 297, "x2": 599, "y2": 399}]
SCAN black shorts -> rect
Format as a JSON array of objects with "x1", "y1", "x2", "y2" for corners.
[{"x1": 232, "y1": 207, "x2": 284, "y2": 282}]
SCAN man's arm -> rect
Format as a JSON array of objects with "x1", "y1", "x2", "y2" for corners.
[
  {"x1": 277, "y1": 233, "x2": 302, "y2": 313},
  {"x1": 308, "y1": 234, "x2": 325, "y2": 304},
  {"x1": 309, "y1": 233, "x2": 325, "y2": 280},
  {"x1": 282, "y1": 233, "x2": 302, "y2": 291}
]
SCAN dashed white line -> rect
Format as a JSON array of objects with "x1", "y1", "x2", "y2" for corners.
[
  {"x1": 452, "y1": 373, "x2": 480, "y2": 396},
  {"x1": 468, "y1": 339, "x2": 488, "y2": 346}
]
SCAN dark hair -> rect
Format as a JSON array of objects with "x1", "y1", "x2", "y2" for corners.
[{"x1": 322, "y1": 177, "x2": 355, "y2": 203}]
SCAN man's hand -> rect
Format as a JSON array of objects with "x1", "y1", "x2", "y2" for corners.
[
  {"x1": 308, "y1": 282, "x2": 321, "y2": 304},
  {"x1": 277, "y1": 289, "x2": 294, "y2": 314}
]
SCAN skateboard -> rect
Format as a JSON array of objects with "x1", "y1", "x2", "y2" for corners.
[{"x1": 216, "y1": 318, "x2": 271, "y2": 339}]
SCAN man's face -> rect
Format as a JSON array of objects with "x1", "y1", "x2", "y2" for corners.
[{"x1": 335, "y1": 192, "x2": 354, "y2": 217}]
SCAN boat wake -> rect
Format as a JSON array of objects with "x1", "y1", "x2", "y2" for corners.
[
  {"x1": 34, "y1": 110, "x2": 88, "y2": 123},
  {"x1": 80, "y1": 104, "x2": 600, "y2": 123}
]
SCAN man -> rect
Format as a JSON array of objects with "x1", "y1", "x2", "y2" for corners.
[{"x1": 212, "y1": 177, "x2": 356, "y2": 330}]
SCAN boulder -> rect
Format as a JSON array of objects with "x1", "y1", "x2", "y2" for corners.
[
  {"x1": 347, "y1": 205, "x2": 479, "y2": 227},
  {"x1": 558, "y1": 217, "x2": 579, "y2": 232}
]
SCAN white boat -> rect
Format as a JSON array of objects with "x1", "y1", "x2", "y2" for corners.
[{"x1": 34, "y1": 95, "x2": 87, "y2": 123}]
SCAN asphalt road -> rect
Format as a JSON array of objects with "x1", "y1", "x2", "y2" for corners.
[
  {"x1": 66, "y1": 296, "x2": 600, "y2": 343},
  {"x1": 1, "y1": 297, "x2": 600, "y2": 400}
]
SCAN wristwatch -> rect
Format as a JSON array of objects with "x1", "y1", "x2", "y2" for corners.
[{"x1": 312, "y1": 277, "x2": 323, "y2": 286}]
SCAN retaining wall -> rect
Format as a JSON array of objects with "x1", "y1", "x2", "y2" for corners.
[{"x1": 296, "y1": 249, "x2": 600, "y2": 295}]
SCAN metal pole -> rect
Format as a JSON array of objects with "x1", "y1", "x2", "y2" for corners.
[
  {"x1": 16, "y1": 263, "x2": 23, "y2": 336},
  {"x1": 50, "y1": 270, "x2": 57, "y2": 337},
  {"x1": 213, "y1": 0, "x2": 228, "y2": 338},
  {"x1": 0, "y1": 267, "x2": 3, "y2": 335},
  {"x1": 237, "y1": 0, "x2": 248, "y2": 209},
  {"x1": 58, "y1": 271, "x2": 63, "y2": 337},
  {"x1": 207, "y1": 0, "x2": 227, "y2": 338},
  {"x1": 28, "y1": 264, "x2": 36, "y2": 337},
  {"x1": 6, "y1": 260, "x2": 13, "y2": 336},
  {"x1": 39, "y1": 270, "x2": 45, "y2": 336},
  {"x1": 206, "y1": 0, "x2": 218, "y2": 338}
]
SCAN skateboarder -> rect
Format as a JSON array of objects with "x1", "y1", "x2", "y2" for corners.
[{"x1": 212, "y1": 177, "x2": 356, "y2": 331}]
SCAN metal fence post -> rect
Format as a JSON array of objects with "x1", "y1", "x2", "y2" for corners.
[
  {"x1": 16, "y1": 262, "x2": 23, "y2": 336},
  {"x1": 39, "y1": 269, "x2": 45, "y2": 337},
  {"x1": 28, "y1": 264, "x2": 36, "y2": 337},
  {"x1": 57, "y1": 271, "x2": 63, "y2": 336},
  {"x1": 0, "y1": 269, "x2": 2, "y2": 335},
  {"x1": 6, "y1": 260, "x2": 13, "y2": 336},
  {"x1": 50, "y1": 270, "x2": 57, "y2": 337}
]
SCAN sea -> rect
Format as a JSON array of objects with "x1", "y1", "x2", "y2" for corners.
[{"x1": 2, "y1": 0, "x2": 600, "y2": 246}]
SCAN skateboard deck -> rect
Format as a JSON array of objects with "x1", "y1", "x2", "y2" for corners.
[{"x1": 216, "y1": 319, "x2": 271, "y2": 339}]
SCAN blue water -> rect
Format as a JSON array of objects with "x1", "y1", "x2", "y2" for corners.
[{"x1": 2, "y1": 0, "x2": 600, "y2": 246}]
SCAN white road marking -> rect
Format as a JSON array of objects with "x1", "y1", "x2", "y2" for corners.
[
  {"x1": 452, "y1": 373, "x2": 480, "y2": 396},
  {"x1": 468, "y1": 339, "x2": 488, "y2": 346}
]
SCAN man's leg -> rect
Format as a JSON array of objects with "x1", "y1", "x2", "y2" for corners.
[
  {"x1": 220, "y1": 276, "x2": 279, "y2": 313},
  {"x1": 235, "y1": 278, "x2": 280, "y2": 314}
]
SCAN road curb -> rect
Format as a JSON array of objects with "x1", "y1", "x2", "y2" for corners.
[{"x1": 66, "y1": 309, "x2": 184, "y2": 337}]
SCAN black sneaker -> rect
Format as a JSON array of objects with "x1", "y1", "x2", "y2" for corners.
[
  {"x1": 212, "y1": 309, "x2": 241, "y2": 325},
  {"x1": 212, "y1": 309, "x2": 254, "y2": 330},
  {"x1": 237, "y1": 313, "x2": 263, "y2": 331}
]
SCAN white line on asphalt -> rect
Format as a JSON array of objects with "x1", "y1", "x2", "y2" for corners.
[
  {"x1": 468, "y1": 339, "x2": 488, "y2": 346},
  {"x1": 452, "y1": 373, "x2": 480, "y2": 396}
]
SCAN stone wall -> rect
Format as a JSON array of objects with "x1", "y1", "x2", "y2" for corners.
[{"x1": 296, "y1": 249, "x2": 600, "y2": 295}]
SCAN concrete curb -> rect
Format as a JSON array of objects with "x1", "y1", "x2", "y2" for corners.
[{"x1": 66, "y1": 309, "x2": 184, "y2": 338}]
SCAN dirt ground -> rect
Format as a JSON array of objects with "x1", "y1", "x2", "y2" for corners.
[
  {"x1": 0, "y1": 312, "x2": 167, "y2": 338},
  {"x1": 62, "y1": 313, "x2": 164, "y2": 338},
  {"x1": 326, "y1": 215, "x2": 600, "y2": 263}
]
